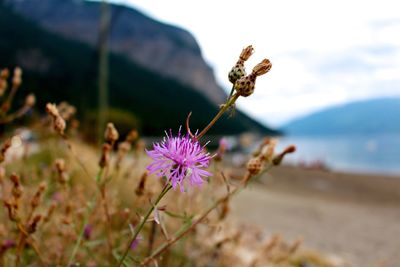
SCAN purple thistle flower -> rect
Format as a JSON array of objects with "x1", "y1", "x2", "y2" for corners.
[
  {"x1": 146, "y1": 129, "x2": 212, "y2": 192},
  {"x1": 83, "y1": 224, "x2": 93, "y2": 240},
  {"x1": 2, "y1": 239, "x2": 16, "y2": 250}
]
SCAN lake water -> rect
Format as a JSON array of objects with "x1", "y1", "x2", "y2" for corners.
[{"x1": 274, "y1": 134, "x2": 400, "y2": 176}]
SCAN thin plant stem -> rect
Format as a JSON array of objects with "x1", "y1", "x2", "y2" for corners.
[
  {"x1": 117, "y1": 183, "x2": 172, "y2": 267},
  {"x1": 67, "y1": 201, "x2": 93, "y2": 267},
  {"x1": 100, "y1": 183, "x2": 114, "y2": 261},
  {"x1": 196, "y1": 93, "x2": 239, "y2": 140},
  {"x1": 227, "y1": 85, "x2": 235, "y2": 100}
]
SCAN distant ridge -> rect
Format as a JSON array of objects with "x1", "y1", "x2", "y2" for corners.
[
  {"x1": 5, "y1": 0, "x2": 226, "y2": 104},
  {"x1": 282, "y1": 98, "x2": 400, "y2": 135},
  {"x1": 0, "y1": 4, "x2": 278, "y2": 135}
]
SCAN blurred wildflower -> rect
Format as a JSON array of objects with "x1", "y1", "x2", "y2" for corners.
[
  {"x1": 146, "y1": 129, "x2": 212, "y2": 192},
  {"x1": 46, "y1": 103, "x2": 66, "y2": 135},
  {"x1": 215, "y1": 137, "x2": 229, "y2": 162},
  {"x1": 135, "y1": 171, "x2": 148, "y2": 196},
  {"x1": 130, "y1": 236, "x2": 142, "y2": 251},
  {"x1": 84, "y1": 224, "x2": 93, "y2": 240},
  {"x1": 272, "y1": 145, "x2": 296, "y2": 166},
  {"x1": 104, "y1": 122, "x2": 119, "y2": 144},
  {"x1": 1, "y1": 239, "x2": 16, "y2": 252}
]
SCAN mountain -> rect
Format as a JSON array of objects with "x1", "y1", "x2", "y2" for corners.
[
  {"x1": 0, "y1": 3, "x2": 277, "y2": 136},
  {"x1": 282, "y1": 98, "x2": 400, "y2": 135},
  {"x1": 5, "y1": 0, "x2": 226, "y2": 104}
]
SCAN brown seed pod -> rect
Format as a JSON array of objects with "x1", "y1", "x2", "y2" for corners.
[
  {"x1": 246, "y1": 157, "x2": 263, "y2": 176},
  {"x1": 104, "y1": 122, "x2": 119, "y2": 144},
  {"x1": 228, "y1": 45, "x2": 254, "y2": 84},
  {"x1": 234, "y1": 74, "x2": 256, "y2": 97}
]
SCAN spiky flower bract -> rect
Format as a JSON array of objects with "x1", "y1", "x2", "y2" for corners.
[{"x1": 146, "y1": 129, "x2": 212, "y2": 192}]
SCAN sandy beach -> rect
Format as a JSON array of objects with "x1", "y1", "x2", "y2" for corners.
[{"x1": 230, "y1": 166, "x2": 400, "y2": 266}]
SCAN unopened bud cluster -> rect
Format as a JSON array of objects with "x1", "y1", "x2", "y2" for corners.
[
  {"x1": 0, "y1": 69, "x2": 10, "y2": 96},
  {"x1": 4, "y1": 173, "x2": 23, "y2": 222},
  {"x1": 99, "y1": 122, "x2": 120, "y2": 169},
  {"x1": 0, "y1": 67, "x2": 35, "y2": 123},
  {"x1": 228, "y1": 45, "x2": 254, "y2": 84},
  {"x1": 116, "y1": 129, "x2": 139, "y2": 170},
  {"x1": 244, "y1": 139, "x2": 296, "y2": 184},
  {"x1": 46, "y1": 103, "x2": 66, "y2": 135},
  {"x1": 54, "y1": 158, "x2": 69, "y2": 184},
  {"x1": 104, "y1": 123, "x2": 119, "y2": 144},
  {"x1": 12, "y1": 67, "x2": 22, "y2": 89},
  {"x1": 0, "y1": 139, "x2": 12, "y2": 163},
  {"x1": 228, "y1": 45, "x2": 272, "y2": 97},
  {"x1": 57, "y1": 102, "x2": 77, "y2": 121}
]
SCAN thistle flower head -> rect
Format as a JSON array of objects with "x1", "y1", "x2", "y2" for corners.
[{"x1": 146, "y1": 129, "x2": 212, "y2": 192}]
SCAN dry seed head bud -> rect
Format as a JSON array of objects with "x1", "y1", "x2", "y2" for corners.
[
  {"x1": 38, "y1": 181, "x2": 47, "y2": 191},
  {"x1": 229, "y1": 64, "x2": 246, "y2": 84},
  {"x1": 44, "y1": 202, "x2": 56, "y2": 223},
  {"x1": 45, "y1": 103, "x2": 59, "y2": 118},
  {"x1": 135, "y1": 171, "x2": 148, "y2": 196},
  {"x1": 10, "y1": 173, "x2": 20, "y2": 187},
  {"x1": 104, "y1": 122, "x2": 119, "y2": 143},
  {"x1": 126, "y1": 129, "x2": 138, "y2": 142},
  {"x1": 27, "y1": 214, "x2": 42, "y2": 233},
  {"x1": 252, "y1": 59, "x2": 272, "y2": 76},
  {"x1": 54, "y1": 158, "x2": 66, "y2": 172},
  {"x1": 12, "y1": 67, "x2": 22, "y2": 88},
  {"x1": 246, "y1": 157, "x2": 263, "y2": 176},
  {"x1": 240, "y1": 45, "x2": 254, "y2": 61},
  {"x1": 0, "y1": 166, "x2": 5, "y2": 183},
  {"x1": 0, "y1": 80, "x2": 7, "y2": 96},
  {"x1": 99, "y1": 143, "x2": 112, "y2": 168},
  {"x1": 0, "y1": 139, "x2": 12, "y2": 163},
  {"x1": 260, "y1": 139, "x2": 277, "y2": 162},
  {"x1": 228, "y1": 45, "x2": 254, "y2": 84},
  {"x1": 272, "y1": 145, "x2": 296, "y2": 166},
  {"x1": 31, "y1": 182, "x2": 47, "y2": 208},
  {"x1": 234, "y1": 74, "x2": 256, "y2": 97},
  {"x1": 10, "y1": 173, "x2": 23, "y2": 199},
  {"x1": 0, "y1": 69, "x2": 9, "y2": 79},
  {"x1": 234, "y1": 58, "x2": 272, "y2": 97},
  {"x1": 219, "y1": 197, "x2": 230, "y2": 220},
  {"x1": 25, "y1": 93, "x2": 36, "y2": 107},
  {"x1": 0, "y1": 70, "x2": 7, "y2": 95},
  {"x1": 4, "y1": 199, "x2": 19, "y2": 221},
  {"x1": 54, "y1": 116, "x2": 66, "y2": 134}
]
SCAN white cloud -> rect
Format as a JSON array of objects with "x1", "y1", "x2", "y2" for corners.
[{"x1": 107, "y1": 0, "x2": 400, "y2": 127}]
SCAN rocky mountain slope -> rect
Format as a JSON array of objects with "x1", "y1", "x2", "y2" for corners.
[
  {"x1": 0, "y1": 3, "x2": 277, "y2": 135},
  {"x1": 5, "y1": 0, "x2": 226, "y2": 104}
]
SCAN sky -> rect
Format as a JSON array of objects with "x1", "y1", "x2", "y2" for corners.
[{"x1": 108, "y1": 0, "x2": 400, "y2": 127}]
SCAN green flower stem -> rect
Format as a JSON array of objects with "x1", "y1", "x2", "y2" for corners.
[
  {"x1": 227, "y1": 85, "x2": 235, "y2": 100},
  {"x1": 67, "y1": 201, "x2": 93, "y2": 267},
  {"x1": 117, "y1": 183, "x2": 172, "y2": 267},
  {"x1": 196, "y1": 93, "x2": 239, "y2": 140}
]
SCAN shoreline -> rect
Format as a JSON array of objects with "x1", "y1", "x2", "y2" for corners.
[
  {"x1": 229, "y1": 165, "x2": 400, "y2": 266},
  {"x1": 263, "y1": 165, "x2": 400, "y2": 204}
]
